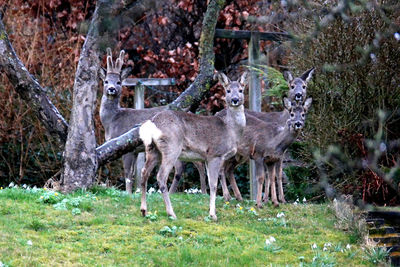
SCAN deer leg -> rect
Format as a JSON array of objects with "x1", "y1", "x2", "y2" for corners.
[
  {"x1": 157, "y1": 151, "x2": 180, "y2": 219},
  {"x1": 193, "y1": 162, "x2": 207, "y2": 194},
  {"x1": 206, "y1": 158, "x2": 223, "y2": 221},
  {"x1": 140, "y1": 148, "x2": 158, "y2": 216},
  {"x1": 219, "y1": 164, "x2": 231, "y2": 201},
  {"x1": 266, "y1": 163, "x2": 279, "y2": 207},
  {"x1": 227, "y1": 162, "x2": 242, "y2": 201},
  {"x1": 122, "y1": 153, "x2": 136, "y2": 194},
  {"x1": 169, "y1": 160, "x2": 184, "y2": 194},
  {"x1": 263, "y1": 162, "x2": 270, "y2": 203},
  {"x1": 255, "y1": 159, "x2": 265, "y2": 209},
  {"x1": 276, "y1": 159, "x2": 286, "y2": 204}
]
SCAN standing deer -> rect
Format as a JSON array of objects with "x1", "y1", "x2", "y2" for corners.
[
  {"x1": 223, "y1": 98, "x2": 312, "y2": 208},
  {"x1": 138, "y1": 72, "x2": 247, "y2": 220},
  {"x1": 99, "y1": 48, "x2": 184, "y2": 194},
  {"x1": 217, "y1": 67, "x2": 315, "y2": 203}
]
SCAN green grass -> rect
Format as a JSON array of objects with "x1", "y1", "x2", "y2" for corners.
[{"x1": 0, "y1": 186, "x2": 372, "y2": 266}]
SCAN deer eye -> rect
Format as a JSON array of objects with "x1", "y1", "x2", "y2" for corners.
[
  {"x1": 291, "y1": 85, "x2": 295, "y2": 89},
  {"x1": 290, "y1": 113, "x2": 295, "y2": 117},
  {"x1": 302, "y1": 85, "x2": 306, "y2": 89},
  {"x1": 117, "y1": 81, "x2": 121, "y2": 85},
  {"x1": 301, "y1": 113, "x2": 305, "y2": 118},
  {"x1": 105, "y1": 81, "x2": 109, "y2": 84},
  {"x1": 239, "y1": 89, "x2": 243, "y2": 93},
  {"x1": 227, "y1": 90, "x2": 231, "y2": 93}
]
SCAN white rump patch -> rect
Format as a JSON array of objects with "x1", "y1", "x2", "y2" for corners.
[{"x1": 139, "y1": 120, "x2": 162, "y2": 146}]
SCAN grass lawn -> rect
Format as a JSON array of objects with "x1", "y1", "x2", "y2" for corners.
[{"x1": 0, "y1": 186, "x2": 373, "y2": 266}]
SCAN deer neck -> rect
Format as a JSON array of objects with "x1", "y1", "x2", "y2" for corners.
[
  {"x1": 100, "y1": 95, "x2": 120, "y2": 125},
  {"x1": 275, "y1": 122, "x2": 300, "y2": 153},
  {"x1": 225, "y1": 105, "x2": 246, "y2": 141}
]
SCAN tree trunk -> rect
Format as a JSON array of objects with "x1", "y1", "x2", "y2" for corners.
[
  {"x1": 0, "y1": 19, "x2": 69, "y2": 144},
  {"x1": 168, "y1": 0, "x2": 225, "y2": 111},
  {"x1": 61, "y1": 2, "x2": 106, "y2": 192}
]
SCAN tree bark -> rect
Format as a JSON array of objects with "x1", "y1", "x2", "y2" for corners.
[
  {"x1": 168, "y1": 0, "x2": 225, "y2": 111},
  {"x1": 0, "y1": 19, "x2": 69, "y2": 144},
  {"x1": 61, "y1": 2, "x2": 108, "y2": 192}
]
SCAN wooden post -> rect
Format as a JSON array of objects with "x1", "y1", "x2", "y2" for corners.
[
  {"x1": 248, "y1": 32, "x2": 261, "y2": 201},
  {"x1": 134, "y1": 84, "x2": 145, "y2": 190},
  {"x1": 121, "y1": 78, "x2": 176, "y2": 190}
]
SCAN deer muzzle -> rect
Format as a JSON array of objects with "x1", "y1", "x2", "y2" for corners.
[
  {"x1": 231, "y1": 97, "x2": 240, "y2": 106},
  {"x1": 294, "y1": 121, "x2": 303, "y2": 130},
  {"x1": 107, "y1": 87, "x2": 117, "y2": 96},
  {"x1": 295, "y1": 93, "x2": 303, "y2": 101}
]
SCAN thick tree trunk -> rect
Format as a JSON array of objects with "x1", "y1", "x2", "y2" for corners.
[
  {"x1": 168, "y1": 0, "x2": 225, "y2": 111},
  {"x1": 61, "y1": 3, "x2": 106, "y2": 192},
  {"x1": 0, "y1": 19, "x2": 69, "y2": 144}
]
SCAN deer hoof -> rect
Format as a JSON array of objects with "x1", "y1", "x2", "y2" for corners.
[
  {"x1": 273, "y1": 202, "x2": 279, "y2": 208},
  {"x1": 223, "y1": 194, "x2": 232, "y2": 202},
  {"x1": 210, "y1": 214, "x2": 218, "y2": 221},
  {"x1": 141, "y1": 209, "x2": 147, "y2": 217},
  {"x1": 256, "y1": 203, "x2": 263, "y2": 209}
]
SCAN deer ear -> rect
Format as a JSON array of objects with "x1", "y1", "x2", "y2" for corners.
[
  {"x1": 121, "y1": 66, "x2": 132, "y2": 80},
  {"x1": 217, "y1": 72, "x2": 230, "y2": 88},
  {"x1": 303, "y1": 97, "x2": 313, "y2": 112},
  {"x1": 283, "y1": 71, "x2": 293, "y2": 82},
  {"x1": 99, "y1": 68, "x2": 106, "y2": 81},
  {"x1": 283, "y1": 97, "x2": 292, "y2": 110},
  {"x1": 300, "y1": 67, "x2": 315, "y2": 83},
  {"x1": 238, "y1": 72, "x2": 248, "y2": 87}
]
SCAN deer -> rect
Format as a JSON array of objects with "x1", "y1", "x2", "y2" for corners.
[
  {"x1": 99, "y1": 48, "x2": 186, "y2": 194},
  {"x1": 138, "y1": 72, "x2": 247, "y2": 220},
  {"x1": 217, "y1": 67, "x2": 315, "y2": 203},
  {"x1": 222, "y1": 97, "x2": 312, "y2": 208}
]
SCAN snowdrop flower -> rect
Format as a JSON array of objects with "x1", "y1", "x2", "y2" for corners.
[
  {"x1": 346, "y1": 244, "x2": 351, "y2": 250},
  {"x1": 22, "y1": 184, "x2": 27, "y2": 189},
  {"x1": 8, "y1": 182, "x2": 14, "y2": 188},
  {"x1": 323, "y1": 247, "x2": 328, "y2": 251},
  {"x1": 148, "y1": 187, "x2": 155, "y2": 194},
  {"x1": 135, "y1": 188, "x2": 141, "y2": 193},
  {"x1": 395, "y1": 32, "x2": 400, "y2": 41},
  {"x1": 27, "y1": 240, "x2": 33, "y2": 246},
  {"x1": 265, "y1": 236, "x2": 276, "y2": 245},
  {"x1": 324, "y1": 243, "x2": 332, "y2": 247},
  {"x1": 157, "y1": 189, "x2": 161, "y2": 193},
  {"x1": 302, "y1": 197, "x2": 307, "y2": 203},
  {"x1": 276, "y1": 212, "x2": 285, "y2": 218},
  {"x1": 311, "y1": 243, "x2": 317, "y2": 249}
]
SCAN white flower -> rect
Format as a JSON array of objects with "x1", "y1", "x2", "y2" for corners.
[
  {"x1": 346, "y1": 244, "x2": 351, "y2": 250},
  {"x1": 148, "y1": 187, "x2": 155, "y2": 194},
  {"x1": 323, "y1": 247, "x2": 328, "y2": 251},
  {"x1": 135, "y1": 188, "x2": 141, "y2": 193},
  {"x1": 276, "y1": 212, "x2": 285, "y2": 218},
  {"x1": 178, "y1": 236, "x2": 183, "y2": 240},
  {"x1": 395, "y1": 32, "x2": 400, "y2": 41},
  {"x1": 27, "y1": 240, "x2": 33, "y2": 246},
  {"x1": 8, "y1": 182, "x2": 14, "y2": 187},
  {"x1": 311, "y1": 243, "x2": 317, "y2": 249},
  {"x1": 293, "y1": 201, "x2": 298, "y2": 205},
  {"x1": 22, "y1": 184, "x2": 27, "y2": 189},
  {"x1": 324, "y1": 242, "x2": 332, "y2": 247},
  {"x1": 265, "y1": 236, "x2": 276, "y2": 245},
  {"x1": 302, "y1": 197, "x2": 307, "y2": 203}
]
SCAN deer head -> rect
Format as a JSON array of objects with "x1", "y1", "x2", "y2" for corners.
[
  {"x1": 284, "y1": 67, "x2": 314, "y2": 103},
  {"x1": 217, "y1": 72, "x2": 247, "y2": 108},
  {"x1": 99, "y1": 48, "x2": 131, "y2": 99},
  {"x1": 283, "y1": 97, "x2": 312, "y2": 132}
]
